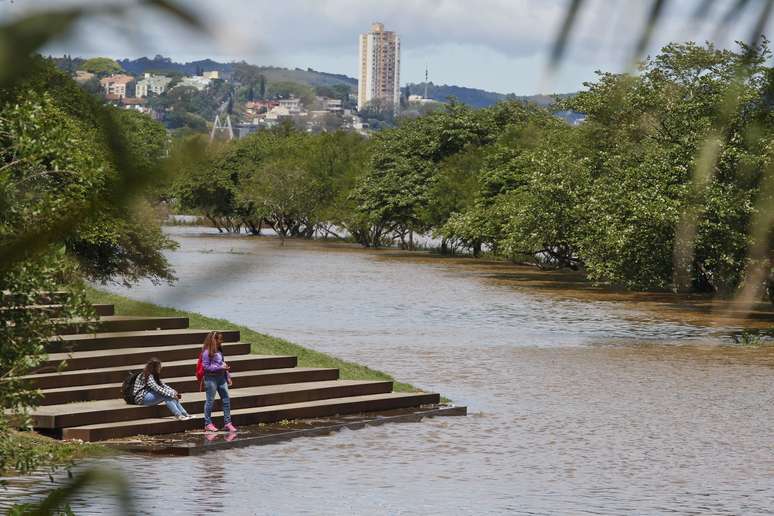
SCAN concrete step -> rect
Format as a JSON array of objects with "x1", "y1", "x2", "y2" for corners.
[
  {"x1": 33, "y1": 380, "x2": 393, "y2": 428},
  {"x1": 1, "y1": 303, "x2": 114, "y2": 318},
  {"x1": 25, "y1": 353, "x2": 295, "y2": 390},
  {"x1": 62, "y1": 392, "x2": 441, "y2": 441},
  {"x1": 53, "y1": 316, "x2": 189, "y2": 336},
  {"x1": 39, "y1": 342, "x2": 251, "y2": 373},
  {"x1": 39, "y1": 367, "x2": 339, "y2": 405},
  {"x1": 46, "y1": 328, "x2": 240, "y2": 353}
]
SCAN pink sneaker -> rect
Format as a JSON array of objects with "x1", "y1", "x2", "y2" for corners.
[
  {"x1": 204, "y1": 423, "x2": 218, "y2": 432},
  {"x1": 224, "y1": 422, "x2": 237, "y2": 433}
]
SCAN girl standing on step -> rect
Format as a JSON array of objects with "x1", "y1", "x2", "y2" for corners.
[
  {"x1": 134, "y1": 358, "x2": 192, "y2": 420},
  {"x1": 202, "y1": 331, "x2": 237, "y2": 433}
]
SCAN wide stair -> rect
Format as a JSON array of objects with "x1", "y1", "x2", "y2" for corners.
[{"x1": 21, "y1": 299, "x2": 440, "y2": 442}]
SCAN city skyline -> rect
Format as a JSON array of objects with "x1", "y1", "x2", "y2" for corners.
[{"x1": 1, "y1": 0, "x2": 771, "y2": 95}]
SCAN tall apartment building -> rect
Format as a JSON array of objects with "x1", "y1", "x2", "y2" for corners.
[{"x1": 357, "y1": 22, "x2": 400, "y2": 111}]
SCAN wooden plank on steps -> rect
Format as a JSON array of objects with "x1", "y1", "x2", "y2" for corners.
[
  {"x1": 24, "y1": 353, "x2": 294, "y2": 390},
  {"x1": 62, "y1": 392, "x2": 441, "y2": 441},
  {"x1": 39, "y1": 367, "x2": 340, "y2": 405},
  {"x1": 39, "y1": 342, "x2": 252, "y2": 373},
  {"x1": 1, "y1": 304, "x2": 114, "y2": 317},
  {"x1": 53, "y1": 316, "x2": 189, "y2": 335},
  {"x1": 33, "y1": 380, "x2": 393, "y2": 428},
  {"x1": 47, "y1": 328, "x2": 240, "y2": 353}
]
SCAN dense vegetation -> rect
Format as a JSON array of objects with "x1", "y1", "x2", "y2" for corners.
[
  {"x1": 175, "y1": 41, "x2": 774, "y2": 301},
  {"x1": 0, "y1": 57, "x2": 175, "y2": 474}
]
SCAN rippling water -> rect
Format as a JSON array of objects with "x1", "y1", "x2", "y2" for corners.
[{"x1": 4, "y1": 227, "x2": 773, "y2": 515}]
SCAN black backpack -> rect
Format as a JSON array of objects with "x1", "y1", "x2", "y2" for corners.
[{"x1": 122, "y1": 371, "x2": 141, "y2": 405}]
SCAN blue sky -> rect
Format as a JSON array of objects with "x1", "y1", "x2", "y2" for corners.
[{"x1": 1, "y1": 0, "x2": 770, "y2": 95}]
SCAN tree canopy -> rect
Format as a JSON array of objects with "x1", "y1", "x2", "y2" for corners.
[
  {"x1": 172, "y1": 40, "x2": 773, "y2": 301},
  {"x1": 79, "y1": 57, "x2": 123, "y2": 76}
]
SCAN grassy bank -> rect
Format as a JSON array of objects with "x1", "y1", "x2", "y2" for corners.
[
  {"x1": 2, "y1": 430, "x2": 111, "y2": 476},
  {"x1": 86, "y1": 288, "x2": 420, "y2": 393}
]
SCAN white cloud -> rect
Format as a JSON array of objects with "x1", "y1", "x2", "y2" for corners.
[{"x1": 2, "y1": 0, "x2": 770, "y2": 94}]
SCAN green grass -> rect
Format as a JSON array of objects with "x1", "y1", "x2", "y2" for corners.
[
  {"x1": 2, "y1": 430, "x2": 112, "y2": 476},
  {"x1": 86, "y1": 287, "x2": 421, "y2": 393}
]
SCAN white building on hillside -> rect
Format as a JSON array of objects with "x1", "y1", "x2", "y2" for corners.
[
  {"x1": 176, "y1": 76, "x2": 211, "y2": 91},
  {"x1": 319, "y1": 97, "x2": 343, "y2": 112},
  {"x1": 278, "y1": 97, "x2": 302, "y2": 113},
  {"x1": 135, "y1": 73, "x2": 172, "y2": 97}
]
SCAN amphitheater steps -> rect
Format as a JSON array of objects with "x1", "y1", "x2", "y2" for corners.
[
  {"x1": 38, "y1": 367, "x2": 340, "y2": 405},
  {"x1": 33, "y1": 380, "x2": 394, "y2": 428},
  {"x1": 20, "y1": 300, "x2": 447, "y2": 443}
]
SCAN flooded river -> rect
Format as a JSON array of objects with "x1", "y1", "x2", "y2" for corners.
[{"x1": 4, "y1": 227, "x2": 773, "y2": 515}]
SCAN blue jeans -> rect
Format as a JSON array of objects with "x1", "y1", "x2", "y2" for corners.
[
  {"x1": 142, "y1": 390, "x2": 189, "y2": 417},
  {"x1": 204, "y1": 374, "x2": 231, "y2": 425}
]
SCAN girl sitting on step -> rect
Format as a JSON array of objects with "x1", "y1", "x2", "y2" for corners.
[
  {"x1": 202, "y1": 331, "x2": 237, "y2": 433},
  {"x1": 134, "y1": 357, "x2": 192, "y2": 420}
]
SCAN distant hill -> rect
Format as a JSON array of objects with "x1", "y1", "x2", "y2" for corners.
[
  {"x1": 115, "y1": 56, "x2": 356, "y2": 89},
  {"x1": 50, "y1": 55, "x2": 583, "y2": 121},
  {"x1": 117, "y1": 56, "x2": 228, "y2": 76},
  {"x1": 405, "y1": 82, "x2": 577, "y2": 109},
  {"x1": 405, "y1": 82, "x2": 505, "y2": 108}
]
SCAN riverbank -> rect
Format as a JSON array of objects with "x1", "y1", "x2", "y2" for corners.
[
  {"x1": 2, "y1": 430, "x2": 110, "y2": 476},
  {"x1": 85, "y1": 287, "x2": 419, "y2": 393}
]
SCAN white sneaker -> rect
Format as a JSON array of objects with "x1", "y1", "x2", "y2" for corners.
[{"x1": 175, "y1": 414, "x2": 190, "y2": 421}]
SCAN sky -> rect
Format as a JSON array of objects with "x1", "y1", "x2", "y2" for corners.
[{"x1": 1, "y1": 0, "x2": 771, "y2": 95}]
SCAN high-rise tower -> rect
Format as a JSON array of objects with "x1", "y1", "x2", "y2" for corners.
[{"x1": 358, "y1": 22, "x2": 400, "y2": 112}]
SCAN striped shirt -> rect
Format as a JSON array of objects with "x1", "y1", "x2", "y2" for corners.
[{"x1": 133, "y1": 372, "x2": 177, "y2": 404}]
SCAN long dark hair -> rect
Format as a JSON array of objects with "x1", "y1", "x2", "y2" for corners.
[{"x1": 143, "y1": 357, "x2": 162, "y2": 385}]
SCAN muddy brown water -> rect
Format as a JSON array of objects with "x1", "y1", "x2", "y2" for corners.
[{"x1": 3, "y1": 227, "x2": 773, "y2": 515}]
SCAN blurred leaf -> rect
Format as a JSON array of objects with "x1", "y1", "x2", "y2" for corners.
[
  {"x1": 143, "y1": 0, "x2": 207, "y2": 31},
  {"x1": 632, "y1": 0, "x2": 667, "y2": 63},
  {"x1": 0, "y1": 9, "x2": 84, "y2": 89},
  {"x1": 0, "y1": 0, "x2": 203, "y2": 271},
  {"x1": 713, "y1": 0, "x2": 753, "y2": 41},
  {"x1": 0, "y1": 1, "x2": 204, "y2": 91},
  {"x1": 548, "y1": 0, "x2": 585, "y2": 71},
  {"x1": 720, "y1": 0, "x2": 753, "y2": 26},
  {"x1": 691, "y1": 0, "x2": 719, "y2": 20},
  {"x1": 748, "y1": 0, "x2": 774, "y2": 46},
  {"x1": 731, "y1": 159, "x2": 774, "y2": 311},
  {"x1": 18, "y1": 468, "x2": 133, "y2": 516}
]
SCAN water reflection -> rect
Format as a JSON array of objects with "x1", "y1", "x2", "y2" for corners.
[{"x1": 4, "y1": 227, "x2": 773, "y2": 515}]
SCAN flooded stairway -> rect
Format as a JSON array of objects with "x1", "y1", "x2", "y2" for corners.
[{"x1": 23, "y1": 299, "x2": 441, "y2": 442}]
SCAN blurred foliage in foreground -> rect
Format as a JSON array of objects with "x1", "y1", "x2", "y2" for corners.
[
  {"x1": 0, "y1": 6, "x2": 199, "y2": 506},
  {"x1": 0, "y1": 56, "x2": 177, "y2": 477}
]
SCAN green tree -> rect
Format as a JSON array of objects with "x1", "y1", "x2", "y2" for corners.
[
  {"x1": 566, "y1": 41, "x2": 772, "y2": 292},
  {"x1": 0, "y1": 0, "x2": 203, "y2": 486},
  {"x1": 267, "y1": 81, "x2": 315, "y2": 107},
  {"x1": 79, "y1": 56, "x2": 123, "y2": 76}
]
